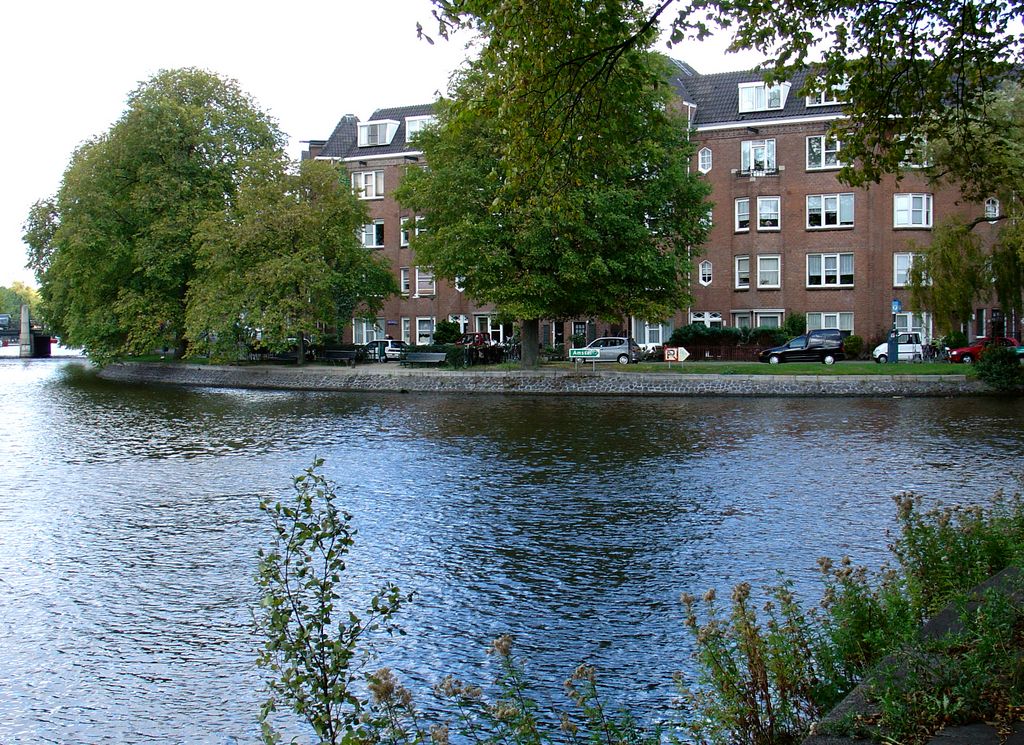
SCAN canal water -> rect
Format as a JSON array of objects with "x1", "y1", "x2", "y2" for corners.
[{"x1": 1, "y1": 358, "x2": 1022, "y2": 744}]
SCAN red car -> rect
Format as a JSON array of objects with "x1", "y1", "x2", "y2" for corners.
[{"x1": 948, "y1": 336, "x2": 1021, "y2": 364}]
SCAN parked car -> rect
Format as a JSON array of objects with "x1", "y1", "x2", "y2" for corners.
[
  {"x1": 362, "y1": 338, "x2": 408, "y2": 361},
  {"x1": 872, "y1": 332, "x2": 925, "y2": 363},
  {"x1": 948, "y1": 336, "x2": 1021, "y2": 364},
  {"x1": 583, "y1": 336, "x2": 642, "y2": 364},
  {"x1": 758, "y1": 328, "x2": 845, "y2": 365}
]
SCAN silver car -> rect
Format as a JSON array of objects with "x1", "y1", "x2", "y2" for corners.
[{"x1": 584, "y1": 336, "x2": 642, "y2": 364}]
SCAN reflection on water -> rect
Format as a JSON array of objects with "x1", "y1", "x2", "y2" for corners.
[{"x1": 1, "y1": 359, "x2": 1022, "y2": 743}]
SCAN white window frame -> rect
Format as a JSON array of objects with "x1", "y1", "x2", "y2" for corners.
[
  {"x1": 416, "y1": 317, "x2": 435, "y2": 345},
  {"x1": 893, "y1": 193, "x2": 933, "y2": 228},
  {"x1": 732, "y1": 311, "x2": 752, "y2": 328},
  {"x1": 805, "y1": 83, "x2": 848, "y2": 107},
  {"x1": 640, "y1": 321, "x2": 670, "y2": 345},
  {"x1": 400, "y1": 217, "x2": 410, "y2": 246},
  {"x1": 757, "y1": 255, "x2": 781, "y2": 289},
  {"x1": 400, "y1": 267, "x2": 411, "y2": 296},
  {"x1": 401, "y1": 317, "x2": 411, "y2": 344},
  {"x1": 415, "y1": 215, "x2": 426, "y2": 236},
  {"x1": 806, "y1": 193, "x2": 854, "y2": 229},
  {"x1": 896, "y1": 311, "x2": 931, "y2": 338},
  {"x1": 358, "y1": 120, "x2": 399, "y2": 147},
  {"x1": 754, "y1": 310, "x2": 783, "y2": 328},
  {"x1": 361, "y1": 219, "x2": 385, "y2": 248},
  {"x1": 893, "y1": 252, "x2": 921, "y2": 287},
  {"x1": 351, "y1": 170, "x2": 384, "y2": 199},
  {"x1": 806, "y1": 135, "x2": 842, "y2": 170},
  {"x1": 985, "y1": 197, "x2": 1000, "y2": 222},
  {"x1": 806, "y1": 252, "x2": 854, "y2": 287},
  {"x1": 806, "y1": 312, "x2": 854, "y2": 332},
  {"x1": 415, "y1": 267, "x2": 435, "y2": 297},
  {"x1": 689, "y1": 311, "x2": 723, "y2": 328},
  {"x1": 738, "y1": 81, "x2": 789, "y2": 112},
  {"x1": 735, "y1": 198, "x2": 750, "y2": 232},
  {"x1": 352, "y1": 318, "x2": 385, "y2": 344},
  {"x1": 405, "y1": 115, "x2": 436, "y2": 143},
  {"x1": 698, "y1": 147, "x2": 712, "y2": 173},
  {"x1": 734, "y1": 255, "x2": 750, "y2": 289},
  {"x1": 757, "y1": 196, "x2": 781, "y2": 231},
  {"x1": 698, "y1": 260, "x2": 713, "y2": 286},
  {"x1": 741, "y1": 139, "x2": 777, "y2": 174}
]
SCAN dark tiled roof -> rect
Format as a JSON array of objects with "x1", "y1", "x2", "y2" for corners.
[
  {"x1": 317, "y1": 114, "x2": 359, "y2": 159},
  {"x1": 317, "y1": 103, "x2": 437, "y2": 160},
  {"x1": 314, "y1": 61, "x2": 845, "y2": 158},
  {"x1": 687, "y1": 67, "x2": 844, "y2": 127}
]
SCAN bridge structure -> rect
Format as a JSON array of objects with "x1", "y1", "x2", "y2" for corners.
[{"x1": 0, "y1": 305, "x2": 51, "y2": 357}]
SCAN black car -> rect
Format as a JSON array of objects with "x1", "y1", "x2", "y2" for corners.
[{"x1": 758, "y1": 328, "x2": 845, "y2": 365}]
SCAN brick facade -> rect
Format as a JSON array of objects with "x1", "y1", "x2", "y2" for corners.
[{"x1": 309, "y1": 63, "x2": 1014, "y2": 351}]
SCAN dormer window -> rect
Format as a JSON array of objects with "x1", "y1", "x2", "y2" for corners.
[
  {"x1": 358, "y1": 120, "x2": 400, "y2": 147},
  {"x1": 806, "y1": 79, "x2": 849, "y2": 107},
  {"x1": 985, "y1": 197, "x2": 1000, "y2": 222},
  {"x1": 405, "y1": 115, "x2": 436, "y2": 143},
  {"x1": 738, "y1": 82, "x2": 790, "y2": 113}
]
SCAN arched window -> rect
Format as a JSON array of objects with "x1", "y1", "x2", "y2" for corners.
[{"x1": 985, "y1": 197, "x2": 1000, "y2": 222}]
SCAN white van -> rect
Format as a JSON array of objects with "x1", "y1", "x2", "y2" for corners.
[{"x1": 872, "y1": 332, "x2": 924, "y2": 363}]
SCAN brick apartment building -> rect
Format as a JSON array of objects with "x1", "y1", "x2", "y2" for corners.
[{"x1": 305, "y1": 60, "x2": 1011, "y2": 350}]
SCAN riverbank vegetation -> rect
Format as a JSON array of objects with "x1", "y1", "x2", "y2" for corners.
[{"x1": 257, "y1": 463, "x2": 1024, "y2": 745}]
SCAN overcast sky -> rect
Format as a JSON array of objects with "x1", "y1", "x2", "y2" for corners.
[{"x1": 0, "y1": 0, "x2": 762, "y2": 289}]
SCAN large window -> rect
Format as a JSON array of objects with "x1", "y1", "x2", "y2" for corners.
[
  {"x1": 735, "y1": 255, "x2": 750, "y2": 289},
  {"x1": 893, "y1": 252, "x2": 922, "y2": 286},
  {"x1": 689, "y1": 311, "x2": 723, "y2": 328},
  {"x1": 757, "y1": 255, "x2": 781, "y2": 288},
  {"x1": 400, "y1": 267, "x2": 410, "y2": 296},
  {"x1": 806, "y1": 135, "x2": 842, "y2": 169},
  {"x1": 735, "y1": 198, "x2": 750, "y2": 231},
  {"x1": 416, "y1": 317, "x2": 435, "y2": 345},
  {"x1": 757, "y1": 196, "x2": 781, "y2": 230},
  {"x1": 807, "y1": 252, "x2": 854, "y2": 287},
  {"x1": 806, "y1": 312, "x2": 854, "y2": 332},
  {"x1": 754, "y1": 311, "x2": 783, "y2": 327},
  {"x1": 896, "y1": 312, "x2": 930, "y2": 338},
  {"x1": 401, "y1": 317, "x2": 411, "y2": 343},
  {"x1": 893, "y1": 193, "x2": 933, "y2": 227},
  {"x1": 360, "y1": 219, "x2": 384, "y2": 248},
  {"x1": 639, "y1": 321, "x2": 671, "y2": 345},
  {"x1": 405, "y1": 115, "x2": 436, "y2": 142},
  {"x1": 351, "y1": 170, "x2": 384, "y2": 199},
  {"x1": 352, "y1": 318, "x2": 385, "y2": 344},
  {"x1": 738, "y1": 82, "x2": 788, "y2": 112},
  {"x1": 741, "y1": 139, "x2": 776, "y2": 174},
  {"x1": 415, "y1": 267, "x2": 435, "y2": 296},
  {"x1": 807, "y1": 193, "x2": 854, "y2": 228},
  {"x1": 698, "y1": 147, "x2": 712, "y2": 173}
]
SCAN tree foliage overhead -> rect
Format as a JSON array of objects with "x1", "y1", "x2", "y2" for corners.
[
  {"x1": 403, "y1": 1, "x2": 711, "y2": 365},
  {"x1": 187, "y1": 155, "x2": 397, "y2": 362},
  {"x1": 24, "y1": 68, "x2": 285, "y2": 362}
]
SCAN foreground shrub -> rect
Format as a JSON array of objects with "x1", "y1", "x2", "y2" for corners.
[
  {"x1": 679, "y1": 490, "x2": 1024, "y2": 744},
  {"x1": 974, "y1": 345, "x2": 1024, "y2": 392}
]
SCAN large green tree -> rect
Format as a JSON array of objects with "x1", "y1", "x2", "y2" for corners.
[
  {"x1": 24, "y1": 68, "x2": 284, "y2": 362},
  {"x1": 401, "y1": 2, "x2": 711, "y2": 367},
  {"x1": 187, "y1": 155, "x2": 397, "y2": 363}
]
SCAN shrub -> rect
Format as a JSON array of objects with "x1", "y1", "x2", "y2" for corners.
[
  {"x1": 432, "y1": 319, "x2": 462, "y2": 345},
  {"x1": 941, "y1": 330, "x2": 968, "y2": 349},
  {"x1": 975, "y1": 345, "x2": 1023, "y2": 392},
  {"x1": 679, "y1": 490, "x2": 1024, "y2": 745},
  {"x1": 782, "y1": 313, "x2": 806, "y2": 337},
  {"x1": 841, "y1": 334, "x2": 863, "y2": 360}
]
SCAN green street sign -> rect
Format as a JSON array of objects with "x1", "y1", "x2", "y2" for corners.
[{"x1": 569, "y1": 348, "x2": 600, "y2": 359}]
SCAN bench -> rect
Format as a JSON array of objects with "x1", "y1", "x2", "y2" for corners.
[
  {"x1": 321, "y1": 349, "x2": 358, "y2": 367},
  {"x1": 401, "y1": 351, "x2": 448, "y2": 367}
]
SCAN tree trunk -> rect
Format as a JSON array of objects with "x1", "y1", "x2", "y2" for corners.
[
  {"x1": 296, "y1": 332, "x2": 306, "y2": 366},
  {"x1": 520, "y1": 318, "x2": 540, "y2": 369}
]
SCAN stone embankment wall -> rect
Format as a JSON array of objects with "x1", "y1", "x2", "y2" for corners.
[{"x1": 98, "y1": 362, "x2": 985, "y2": 397}]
